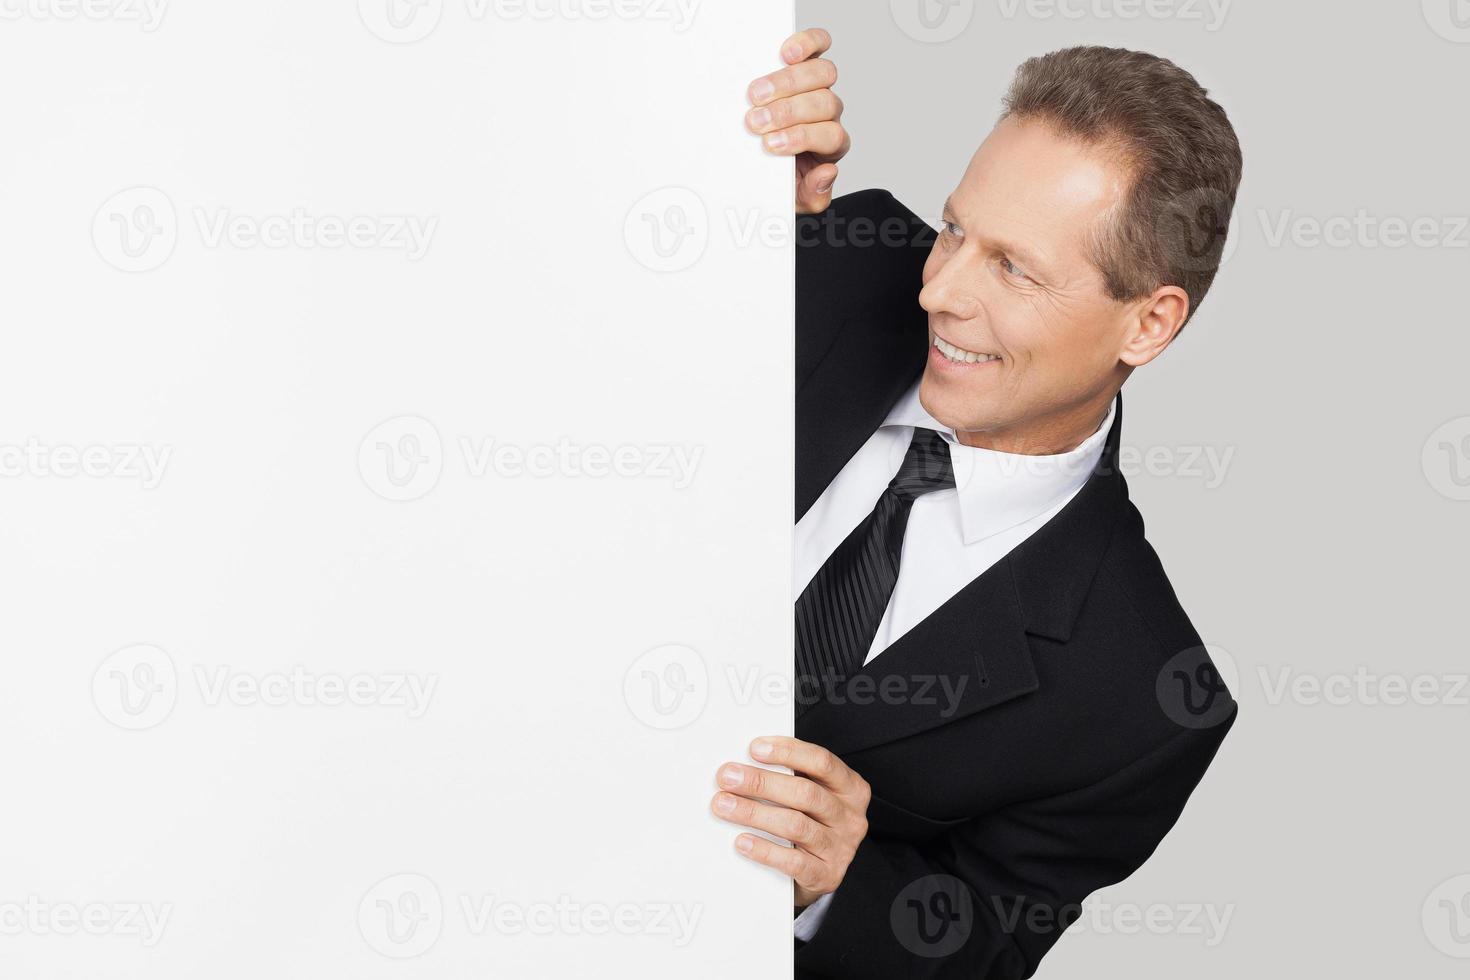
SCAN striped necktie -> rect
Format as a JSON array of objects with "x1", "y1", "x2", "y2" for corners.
[{"x1": 795, "y1": 428, "x2": 956, "y2": 704}]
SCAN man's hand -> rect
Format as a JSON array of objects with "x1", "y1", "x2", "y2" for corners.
[
  {"x1": 746, "y1": 28, "x2": 850, "y2": 215},
  {"x1": 711, "y1": 736, "x2": 871, "y2": 909}
]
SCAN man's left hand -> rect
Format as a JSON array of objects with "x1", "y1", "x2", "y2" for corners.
[{"x1": 711, "y1": 736, "x2": 871, "y2": 909}]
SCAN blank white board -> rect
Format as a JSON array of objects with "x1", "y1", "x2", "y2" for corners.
[{"x1": 0, "y1": 3, "x2": 794, "y2": 976}]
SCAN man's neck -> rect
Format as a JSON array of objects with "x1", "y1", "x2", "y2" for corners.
[{"x1": 954, "y1": 396, "x2": 1115, "y2": 456}]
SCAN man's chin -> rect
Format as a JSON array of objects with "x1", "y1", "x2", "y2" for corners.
[{"x1": 918, "y1": 369, "x2": 998, "y2": 437}]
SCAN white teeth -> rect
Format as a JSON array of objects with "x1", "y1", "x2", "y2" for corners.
[{"x1": 934, "y1": 337, "x2": 999, "y2": 364}]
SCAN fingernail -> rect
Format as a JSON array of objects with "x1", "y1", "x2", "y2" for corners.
[
  {"x1": 736, "y1": 835, "x2": 755, "y2": 853},
  {"x1": 782, "y1": 42, "x2": 802, "y2": 62},
  {"x1": 747, "y1": 107, "x2": 772, "y2": 131},
  {"x1": 719, "y1": 765, "x2": 743, "y2": 788},
  {"x1": 750, "y1": 740, "x2": 774, "y2": 760},
  {"x1": 749, "y1": 79, "x2": 775, "y2": 104},
  {"x1": 764, "y1": 131, "x2": 789, "y2": 151},
  {"x1": 715, "y1": 794, "x2": 737, "y2": 814}
]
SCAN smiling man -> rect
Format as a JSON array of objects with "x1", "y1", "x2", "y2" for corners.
[{"x1": 716, "y1": 33, "x2": 1243, "y2": 978}]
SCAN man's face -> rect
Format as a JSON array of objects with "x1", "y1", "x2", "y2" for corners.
[{"x1": 919, "y1": 115, "x2": 1140, "y2": 452}]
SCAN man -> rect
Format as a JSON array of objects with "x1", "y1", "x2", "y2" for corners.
[{"x1": 712, "y1": 30, "x2": 1242, "y2": 978}]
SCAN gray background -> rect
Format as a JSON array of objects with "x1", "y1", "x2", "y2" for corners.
[{"x1": 796, "y1": 1, "x2": 1470, "y2": 976}]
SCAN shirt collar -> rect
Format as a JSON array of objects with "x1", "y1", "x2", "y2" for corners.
[{"x1": 882, "y1": 382, "x2": 1116, "y2": 545}]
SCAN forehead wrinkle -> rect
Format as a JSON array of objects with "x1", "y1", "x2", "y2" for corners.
[{"x1": 951, "y1": 150, "x2": 1124, "y2": 292}]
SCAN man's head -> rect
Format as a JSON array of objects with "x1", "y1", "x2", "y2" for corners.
[{"x1": 919, "y1": 46, "x2": 1243, "y2": 453}]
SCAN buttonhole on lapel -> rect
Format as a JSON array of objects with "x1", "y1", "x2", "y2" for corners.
[{"x1": 974, "y1": 652, "x2": 990, "y2": 687}]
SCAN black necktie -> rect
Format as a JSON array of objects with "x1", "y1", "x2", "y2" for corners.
[{"x1": 795, "y1": 429, "x2": 956, "y2": 702}]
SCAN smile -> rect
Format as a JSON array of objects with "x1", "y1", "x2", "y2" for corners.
[{"x1": 933, "y1": 336, "x2": 1001, "y2": 365}]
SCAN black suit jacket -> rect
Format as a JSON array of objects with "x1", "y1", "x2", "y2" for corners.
[{"x1": 792, "y1": 190, "x2": 1238, "y2": 978}]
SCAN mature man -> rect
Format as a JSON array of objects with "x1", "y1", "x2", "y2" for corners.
[{"x1": 711, "y1": 30, "x2": 1242, "y2": 977}]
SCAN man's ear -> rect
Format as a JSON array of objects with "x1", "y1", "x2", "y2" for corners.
[{"x1": 1119, "y1": 285, "x2": 1190, "y2": 368}]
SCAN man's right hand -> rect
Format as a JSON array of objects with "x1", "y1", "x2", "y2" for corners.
[{"x1": 746, "y1": 28, "x2": 849, "y2": 215}]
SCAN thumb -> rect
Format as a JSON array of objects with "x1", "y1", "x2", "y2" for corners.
[{"x1": 796, "y1": 163, "x2": 838, "y2": 215}]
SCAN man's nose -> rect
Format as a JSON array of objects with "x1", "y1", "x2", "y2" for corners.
[{"x1": 919, "y1": 252, "x2": 981, "y2": 320}]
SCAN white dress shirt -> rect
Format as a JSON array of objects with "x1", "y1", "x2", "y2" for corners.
[{"x1": 792, "y1": 382, "x2": 1114, "y2": 941}]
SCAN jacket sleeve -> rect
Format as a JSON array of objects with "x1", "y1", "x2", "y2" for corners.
[
  {"x1": 796, "y1": 188, "x2": 934, "y2": 392},
  {"x1": 794, "y1": 708, "x2": 1235, "y2": 978}
]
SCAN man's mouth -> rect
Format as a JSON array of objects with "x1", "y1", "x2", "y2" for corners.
[{"x1": 933, "y1": 336, "x2": 1001, "y2": 365}]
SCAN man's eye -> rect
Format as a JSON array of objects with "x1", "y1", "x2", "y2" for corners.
[
  {"x1": 942, "y1": 220, "x2": 964, "y2": 240},
  {"x1": 1001, "y1": 256, "x2": 1031, "y2": 281}
]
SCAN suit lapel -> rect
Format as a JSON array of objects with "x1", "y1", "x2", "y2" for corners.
[
  {"x1": 796, "y1": 315, "x2": 927, "y2": 522},
  {"x1": 794, "y1": 395, "x2": 1129, "y2": 756},
  {"x1": 796, "y1": 556, "x2": 1037, "y2": 757}
]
